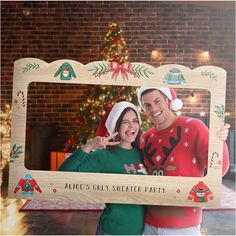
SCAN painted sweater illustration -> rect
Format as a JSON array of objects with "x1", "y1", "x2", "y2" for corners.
[
  {"x1": 58, "y1": 146, "x2": 146, "y2": 235},
  {"x1": 14, "y1": 174, "x2": 42, "y2": 196},
  {"x1": 140, "y1": 116, "x2": 229, "y2": 228},
  {"x1": 188, "y1": 181, "x2": 214, "y2": 203}
]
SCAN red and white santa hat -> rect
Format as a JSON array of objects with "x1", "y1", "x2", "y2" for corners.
[
  {"x1": 96, "y1": 101, "x2": 142, "y2": 136},
  {"x1": 137, "y1": 87, "x2": 183, "y2": 111}
]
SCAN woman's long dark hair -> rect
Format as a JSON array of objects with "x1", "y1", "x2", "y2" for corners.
[{"x1": 111, "y1": 107, "x2": 141, "y2": 150}]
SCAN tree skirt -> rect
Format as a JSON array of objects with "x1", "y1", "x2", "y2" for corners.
[{"x1": 19, "y1": 185, "x2": 235, "y2": 211}]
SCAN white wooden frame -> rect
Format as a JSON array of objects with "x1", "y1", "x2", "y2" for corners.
[{"x1": 8, "y1": 58, "x2": 227, "y2": 207}]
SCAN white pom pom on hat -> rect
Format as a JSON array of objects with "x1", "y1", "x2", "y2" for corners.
[
  {"x1": 104, "y1": 101, "x2": 142, "y2": 136},
  {"x1": 137, "y1": 87, "x2": 183, "y2": 111}
]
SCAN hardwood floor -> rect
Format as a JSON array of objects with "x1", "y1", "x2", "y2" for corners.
[{"x1": 1, "y1": 194, "x2": 101, "y2": 235}]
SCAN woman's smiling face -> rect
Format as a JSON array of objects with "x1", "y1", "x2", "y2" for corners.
[{"x1": 118, "y1": 109, "x2": 140, "y2": 149}]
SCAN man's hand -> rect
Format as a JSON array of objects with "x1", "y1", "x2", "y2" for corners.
[{"x1": 217, "y1": 123, "x2": 230, "y2": 141}]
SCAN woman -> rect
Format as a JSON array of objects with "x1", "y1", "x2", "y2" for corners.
[{"x1": 58, "y1": 101, "x2": 146, "y2": 235}]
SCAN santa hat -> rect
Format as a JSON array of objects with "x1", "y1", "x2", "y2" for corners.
[
  {"x1": 137, "y1": 87, "x2": 183, "y2": 111},
  {"x1": 96, "y1": 101, "x2": 142, "y2": 136},
  {"x1": 95, "y1": 106, "x2": 112, "y2": 137}
]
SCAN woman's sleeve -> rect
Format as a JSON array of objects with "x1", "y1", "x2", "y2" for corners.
[{"x1": 57, "y1": 148, "x2": 107, "y2": 173}]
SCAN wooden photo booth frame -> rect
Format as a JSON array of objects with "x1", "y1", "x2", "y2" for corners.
[{"x1": 8, "y1": 58, "x2": 227, "y2": 207}]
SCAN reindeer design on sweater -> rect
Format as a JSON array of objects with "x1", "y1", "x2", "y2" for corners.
[{"x1": 142, "y1": 126, "x2": 182, "y2": 176}]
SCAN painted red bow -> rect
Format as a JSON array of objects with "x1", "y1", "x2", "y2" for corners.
[{"x1": 109, "y1": 62, "x2": 132, "y2": 80}]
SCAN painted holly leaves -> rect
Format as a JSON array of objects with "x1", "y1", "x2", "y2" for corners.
[
  {"x1": 88, "y1": 62, "x2": 154, "y2": 80},
  {"x1": 201, "y1": 70, "x2": 217, "y2": 80},
  {"x1": 22, "y1": 62, "x2": 40, "y2": 73},
  {"x1": 214, "y1": 104, "x2": 225, "y2": 122},
  {"x1": 10, "y1": 144, "x2": 23, "y2": 162}
]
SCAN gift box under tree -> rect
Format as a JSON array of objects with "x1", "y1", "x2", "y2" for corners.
[{"x1": 50, "y1": 152, "x2": 71, "y2": 171}]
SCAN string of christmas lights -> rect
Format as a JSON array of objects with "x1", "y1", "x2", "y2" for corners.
[{"x1": 0, "y1": 104, "x2": 12, "y2": 168}]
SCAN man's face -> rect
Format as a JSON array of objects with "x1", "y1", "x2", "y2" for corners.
[{"x1": 141, "y1": 90, "x2": 171, "y2": 128}]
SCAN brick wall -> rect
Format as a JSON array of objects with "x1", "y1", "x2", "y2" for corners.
[{"x1": 1, "y1": 1, "x2": 235, "y2": 150}]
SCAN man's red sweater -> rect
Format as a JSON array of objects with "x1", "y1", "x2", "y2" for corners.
[{"x1": 140, "y1": 116, "x2": 229, "y2": 228}]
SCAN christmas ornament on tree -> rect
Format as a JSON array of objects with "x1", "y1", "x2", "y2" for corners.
[{"x1": 63, "y1": 136, "x2": 76, "y2": 153}]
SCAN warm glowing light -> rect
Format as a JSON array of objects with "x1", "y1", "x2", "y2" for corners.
[
  {"x1": 151, "y1": 50, "x2": 158, "y2": 57},
  {"x1": 200, "y1": 111, "x2": 206, "y2": 117},
  {"x1": 151, "y1": 49, "x2": 162, "y2": 60},
  {"x1": 23, "y1": 8, "x2": 31, "y2": 16},
  {"x1": 0, "y1": 104, "x2": 12, "y2": 168},
  {"x1": 1, "y1": 199, "x2": 27, "y2": 234},
  {"x1": 190, "y1": 93, "x2": 197, "y2": 103},
  {"x1": 199, "y1": 51, "x2": 210, "y2": 64},
  {"x1": 225, "y1": 112, "x2": 231, "y2": 117},
  {"x1": 203, "y1": 51, "x2": 209, "y2": 58}
]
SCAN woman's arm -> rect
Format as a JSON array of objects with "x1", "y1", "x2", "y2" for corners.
[
  {"x1": 57, "y1": 132, "x2": 119, "y2": 172},
  {"x1": 82, "y1": 132, "x2": 119, "y2": 152}
]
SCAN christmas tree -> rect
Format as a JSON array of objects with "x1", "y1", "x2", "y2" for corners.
[
  {"x1": 63, "y1": 21, "x2": 150, "y2": 152},
  {"x1": 100, "y1": 20, "x2": 129, "y2": 63}
]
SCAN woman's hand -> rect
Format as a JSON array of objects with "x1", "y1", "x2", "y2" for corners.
[
  {"x1": 82, "y1": 132, "x2": 120, "y2": 152},
  {"x1": 217, "y1": 123, "x2": 230, "y2": 141}
]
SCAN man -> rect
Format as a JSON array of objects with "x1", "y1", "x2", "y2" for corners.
[{"x1": 137, "y1": 87, "x2": 230, "y2": 235}]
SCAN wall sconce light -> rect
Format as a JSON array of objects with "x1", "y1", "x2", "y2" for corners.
[
  {"x1": 23, "y1": 1, "x2": 31, "y2": 16},
  {"x1": 23, "y1": 1, "x2": 48, "y2": 16},
  {"x1": 23, "y1": 8, "x2": 31, "y2": 16},
  {"x1": 190, "y1": 92, "x2": 197, "y2": 103},
  {"x1": 225, "y1": 112, "x2": 231, "y2": 117},
  {"x1": 151, "y1": 49, "x2": 162, "y2": 61},
  {"x1": 199, "y1": 51, "x2": 211, "y2": 65},
  {"x1": 200, "y1": 111, "x2": 206, "y2": 117}
]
